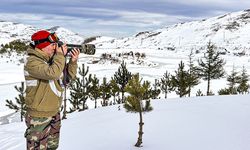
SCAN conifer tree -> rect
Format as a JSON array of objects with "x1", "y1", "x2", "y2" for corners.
[
  {"x1": 62, "y1": 86, "x2": 68, "y2": 119},
  {"x1": 187, "y1": 50, "x2": 200, "y2": 97},
  {"x1": 110, "y1": 77, "x2": 120, "y2": 105},
  {"x1": 5, "y1": 82, "x2": 26, "y2": 122},
  {"x1": 227, "y1": 65, "x2": 241, "y2": 94},
  {"x1": 89, "y1": 75, "x2": 101, "y2": 108},
  {"x1": 100, "y1": 77, "x2": 111, "y2": 106},
  {"x1": 196, "y1": 42, "x2": 226, "y2": 95},
  {"x1": 218, "y1": 88, "x2": 231, "y2": 95},
  {"x1": 237, "y1": 66, "x2": 250, "y2": 94},
  {"x1": 69, "y1": 64, "x2": 92, "y2": 113},
  {"x1": 196, "y1": 89, "x2": 204, "y2": 96},
  {"x1": 114, "y1": 61, "x2": 132, "y2": 103},
  {"x1": 171, "y1": 61, "x2": 190, "y2": 97},
  {"x1": 68, "y1": 79, "x2": 80, "y2": 113},
  {"x1": 160, "y1": 71, "x2": 173, "y2": 99},
  {"x1": 124, "y1": 74, "x2": 153, "y2": 147},
  {"x1": 151, "y1": 79, "x2": 161, "y2": 99},
  {"x1": 139, "y1": 80, "x2": 160, "y2": 100}
]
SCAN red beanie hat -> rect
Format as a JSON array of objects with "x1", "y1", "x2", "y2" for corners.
[{"x1": 31, "y1": 30, "x2": 51, "y2": 49}]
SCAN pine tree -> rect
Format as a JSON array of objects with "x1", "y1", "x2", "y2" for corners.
[
  {"x1": 160, "y1": 70, "x2": 173, "y2": 99},
  {"x1": 171, "y1": 61, "x2": 190, "y2": 97},
  {"x1": 68, "y1": 79, "x2": 81, "y2": 113},
  {"x1": 114, "y1": 61, "x2": 132, "y2": 103},
  {"x1": 100, "y1": 77, "x2": 111, "y2": 106},
  {"x1": 69, "y1": 64, "x2": 91, "y2": 113},
  {"x1": 196, "y1": 89, "x2": 204, "y2": 96},
  {"x1": 78, "y1": 65, "x2": 92, "y2": 111},
  {"x1": 62, "y1": 86, "x2": 68, "y2": 119},
  {"x1": 237, "y1": 66, "x2": 250, "y2": 94},
  {"x1": 218, "y1": 88, "x2": 231, "y2": 95},
  {"x1": 124, "y1": 74, "x2": 153, "y2": 147},
  {"x1": 5, "y1": 82, "x2": 26, "y2": 122},
  {"x1": 140, "y1": 80, "x2": 160, "y2": 100},
  {"x1": 227, "y1": 65, "x2": 241, "y2": 94},
  {"x1": 197, "y1": 42, "x2": 226, "y2": 95},
  {"x1": 151, "y1": 79, "x2": 161, "y2": 99},
  {"x1": 187, "y1": 50, "x2": 200, "y2": 97},
  {"x1": 110, "y1": 77, "x2": 120, "y2": 105},
  {"x1": 89, "y1": 75, "x2": 101, "y2": 108}
]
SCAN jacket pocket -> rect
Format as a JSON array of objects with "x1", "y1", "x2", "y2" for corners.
[{"x1": 37, "y1": 88, "x2": 60, "y2": 112}]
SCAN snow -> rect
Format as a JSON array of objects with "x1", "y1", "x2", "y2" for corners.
[
  {"x1": 0, "y1": 95, "x2": 250, "y2": 150},
  {"x1": 60, "y1": 95, "x2": 250, "y2": 150},
  {"x1": 0, "y1": 9, "x2": 250, "y2": 150}
]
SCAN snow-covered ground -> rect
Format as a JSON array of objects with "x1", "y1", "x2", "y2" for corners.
[
  {"x1": 0, "y1": 95, "x2": 250, "y2": 150},
  {"x1": 0, "y1": 47, "x2": 250, "y2": 149}
]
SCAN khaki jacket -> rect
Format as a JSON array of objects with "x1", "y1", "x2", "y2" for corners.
[{"x1": 24, "y1": 48, "x2": 77, "y2": 117}]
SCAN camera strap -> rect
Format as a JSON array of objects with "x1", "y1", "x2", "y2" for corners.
[{"x1": 62, "y1": 63, "x2": 70, "y2": 87}]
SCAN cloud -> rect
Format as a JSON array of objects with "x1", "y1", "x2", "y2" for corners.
[
  {"x1": 0, "y1": 0, "x2": 248, "y2": 37},
  {"x1": 0, "y1": 7, "x2": 202, "y2": 37}
]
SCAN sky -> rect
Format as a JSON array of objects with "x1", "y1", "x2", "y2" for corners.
[{"x1": 0, "y1": 0, "x2": 249, "y2": 38}]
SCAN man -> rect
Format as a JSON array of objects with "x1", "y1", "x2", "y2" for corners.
[{"x1": 24, "y1": 30, "x2": 80, "y2": 150}]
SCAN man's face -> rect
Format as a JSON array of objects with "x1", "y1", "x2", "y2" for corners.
[{"x1": 42, "y1": 43, "x2": 56, "y2": 57}]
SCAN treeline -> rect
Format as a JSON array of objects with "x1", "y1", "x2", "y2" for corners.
[{"x1": 0, "y1": 40, "x2": 29, "y2": 54}]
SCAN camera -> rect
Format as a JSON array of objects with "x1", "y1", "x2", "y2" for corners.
[{"x1": 57, "y1": 41, "x2": 96, "y2": 55}]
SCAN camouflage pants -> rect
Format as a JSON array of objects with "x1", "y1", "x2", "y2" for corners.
[{"x1": 24, "y1": 113, "x2": 61, "y2": 150}]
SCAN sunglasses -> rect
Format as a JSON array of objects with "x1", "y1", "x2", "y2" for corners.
[{"x1": 48, "y1": 32, "x2": 60, "y2": 43}]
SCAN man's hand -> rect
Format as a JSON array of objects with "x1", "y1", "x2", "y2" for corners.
[
  {"x1": 70, "y1": 48, "x2": 80, "y2": 62},
  {"x1": 55, "y1": 43, "x2": 68, "y2": 56}
]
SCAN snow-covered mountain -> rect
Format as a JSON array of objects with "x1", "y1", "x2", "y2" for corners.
[
  {"x1": 1, "y1": 9, "x2": 250, "y2": 55},
  {"x1": 92, "y1": 9, "x2": 250, "y2": 54},
  {"x1": 0, "y1": 21, "x2": 84, "y2": 45}
]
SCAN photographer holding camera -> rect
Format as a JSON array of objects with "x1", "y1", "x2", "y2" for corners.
[{"x1": 24, "y1": 30, "x2": 80, "y2": 150}]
